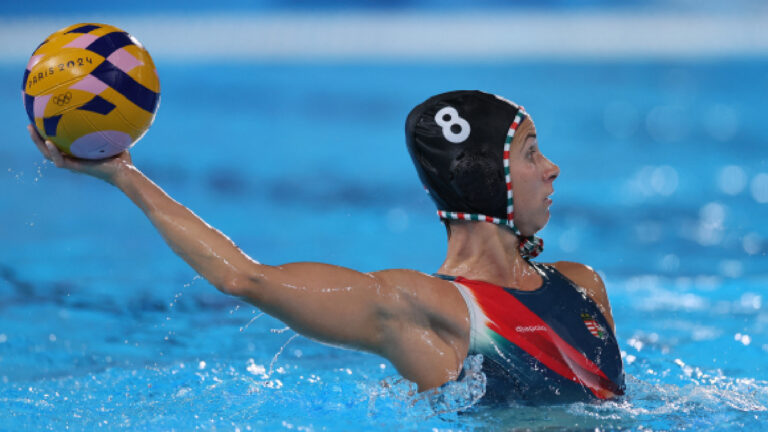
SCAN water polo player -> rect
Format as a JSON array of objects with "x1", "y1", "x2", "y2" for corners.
[{"x1": 28, "y1": 90, "x2": 625, "y2": 403}]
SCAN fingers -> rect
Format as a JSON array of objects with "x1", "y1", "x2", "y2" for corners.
[
  {"x1": 27, "y1": 124, "x2": 43, "y2": 144},
  {"x1": 28, "y1": 124, "x2": 71, "y2": 169},
  {"x1": 45, "y1": 141, "x2": 66, "y2": 168},
  {"x1": 28, "y1": 125, "x2": 51, "y2": 160}
]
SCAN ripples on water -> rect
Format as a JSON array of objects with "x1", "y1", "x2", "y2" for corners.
[
  {"x1": 2, "y1": 275, "x2": 767, "y2": 431},
  {"x1": 3, "y1": 59, "x2": 768, "y2": 430},
  {"x1": 2, "y1": 353, "x2": 766, "y2": 431}
]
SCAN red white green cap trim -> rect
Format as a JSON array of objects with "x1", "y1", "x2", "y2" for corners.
[{"x1": 437, "y1": 106, "x2": 544, "y2": 259}]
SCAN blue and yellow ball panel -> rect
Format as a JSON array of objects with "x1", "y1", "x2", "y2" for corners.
[{"x1": 22, "y1": 23, "x2": 160, "y2": 159}]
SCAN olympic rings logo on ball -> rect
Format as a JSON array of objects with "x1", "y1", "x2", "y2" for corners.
[
  {"x1": 435, "y1": 106, "x2": 470, "y2": 144},
  {"x1": 52, "y1": 91, "x2": 72, "y2": 106}
]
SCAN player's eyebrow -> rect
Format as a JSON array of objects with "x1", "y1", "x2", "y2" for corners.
[{"x1": 518, "y1": 133, "x2": 537, "y2": 153}]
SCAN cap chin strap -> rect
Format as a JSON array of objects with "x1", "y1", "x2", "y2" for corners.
[
  {"x1": 437, "y1": 210, "x2": 543, "y2": 259},
  {"x1": 436, "y1": 108, "x2": 544, "y2": 260}
]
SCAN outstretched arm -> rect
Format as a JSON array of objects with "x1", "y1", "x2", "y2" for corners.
[
  {"x1": 118, "y1": 165, "x2": 403, "y2": 350},
  {"x1": 27, "y1": 127, "x2": 461, "y2": 363}
]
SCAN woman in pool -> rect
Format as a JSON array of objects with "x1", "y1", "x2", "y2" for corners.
[{"x1": 29, "y1": 90, "x2": 624, "y2": 403}]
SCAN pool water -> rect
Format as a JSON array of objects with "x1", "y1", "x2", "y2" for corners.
[{"x1": 2, "y1": 61, "x2": 768, "y2": 430}]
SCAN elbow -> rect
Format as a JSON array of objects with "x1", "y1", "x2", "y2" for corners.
[
  {"x1": 215, "y1": 279, "x2": 241, "y2": 297},
  {"x1": 215, "y1": 271, "x2": 262, "y2": 300}
]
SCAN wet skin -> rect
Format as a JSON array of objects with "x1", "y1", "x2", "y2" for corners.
[{"x1": 28, "y1": 119, "x2": 615, "y2": 393}]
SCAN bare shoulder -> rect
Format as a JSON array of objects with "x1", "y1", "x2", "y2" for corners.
[
  {"x1": 368, "y1": 268, "x2": 470, "y2": 340},
  {"x1": 549, "y1": 261, "x2": 616, "y2": 332},
  {"x1": 368, "y1": 269, "x2": 467, "y2": 316},
  {"x1": 549, "y1": 261, "x2": 604, "y2": 291}
]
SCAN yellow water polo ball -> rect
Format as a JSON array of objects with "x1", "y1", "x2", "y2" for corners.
[{"x1": 22, "y1": 23, "x2": 160, "y2": 159}]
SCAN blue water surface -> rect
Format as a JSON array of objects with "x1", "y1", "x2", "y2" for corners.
[{"x1": 2, "y1": 59, "x2": 768, "y2": 430}]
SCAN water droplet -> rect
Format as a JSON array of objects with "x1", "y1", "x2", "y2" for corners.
[
  {"x1": 734, "y1": 333, "x2": 752, "y2": 346},
  {"x1": 246, "y1": 358, "x2": 266, "y2": 376},
  {"x1": 268, "y1": 333, "x2": 298, "y2": 377}
]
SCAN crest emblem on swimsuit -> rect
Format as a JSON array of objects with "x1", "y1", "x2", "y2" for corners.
[{"x1": 581, "y1": 313, "x2": 606, "y2": 339}]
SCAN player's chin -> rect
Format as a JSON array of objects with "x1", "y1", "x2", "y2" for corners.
[
  {"x1": 518, "y1": 223, "x2": 542, "y2": 237},
  {"x1": 525, "y1": 213, "x2": 550, "y2": 236}
]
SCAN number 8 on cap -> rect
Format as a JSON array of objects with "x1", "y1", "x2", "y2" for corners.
[{"x1": 434, "y1": 106, "x2": 470, "y2": 144}]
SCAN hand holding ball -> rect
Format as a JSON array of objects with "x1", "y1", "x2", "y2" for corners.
[{"x1": 23, "y1": 23, "x2": 160, "y2": 160}]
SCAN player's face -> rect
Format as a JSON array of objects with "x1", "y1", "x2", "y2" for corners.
[{"x1": 507, "y1": 120, "x2": 559, "y2": 236}]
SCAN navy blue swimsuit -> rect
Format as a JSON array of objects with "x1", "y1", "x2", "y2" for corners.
[{"x1": 437, "y1": 262, "x2": 625, "y2": 404}]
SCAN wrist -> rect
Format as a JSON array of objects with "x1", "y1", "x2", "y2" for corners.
[{"x1": 110, "y1": 159, "x2": 139, "y2": 189}]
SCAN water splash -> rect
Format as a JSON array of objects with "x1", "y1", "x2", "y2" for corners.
[
  {"x1": 268, "y1": 333, "x2": 299, "y2": 377},
  {"x1": 240, "y1": 312, "x2": 265, "y2": 332},
  {"x1": 560, "y1": 359, "x2": 768, "y2": 432},
  {"x1": 424, "y1": 354, "x2": 487, "y2": 415},
  {"x1": 182, "y1": 275, "x2": 203, "y2": 288},
  {"x1": 168, "y1": 292, "x2": 183, "y2": 310},
  {"x1": 365, "y1": 354, "x2": 486, "y2": 420},
  {"x1": 8, "y1": 167, "x2": 25, "y2": 183},
  {"x1": 33, "y1": 161, "x2": 46, "y2": 183}
]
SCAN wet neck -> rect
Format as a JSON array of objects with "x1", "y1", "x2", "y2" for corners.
[{"x1": 437, "y1": 222, "x2": 541, "y2": 290}]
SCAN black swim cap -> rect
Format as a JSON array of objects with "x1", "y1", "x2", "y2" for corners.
[{"x1": 405, "y1": 90, "x2": 543, "y2": 259}]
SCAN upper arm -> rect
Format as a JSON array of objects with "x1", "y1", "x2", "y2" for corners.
[
  {"x1": 551, "y1": 261, "x2": 616, "y2": 332},
  {"x1": 230, "y1": 262, "x2": 459, "y2": 348},
  {"x1": 231, "y1": 261, "x2": 397, "y2": 352},
  {"x1": 231, "y1": 262, "x2": 470, "y2": 388}
]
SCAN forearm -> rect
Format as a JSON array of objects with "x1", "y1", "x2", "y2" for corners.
[
  {"x1": 103, "y1": 163, "x2": 406, "y2": 356},
  {"x1": 113, "y1": 163, "x2": 255, "y2": 293},
  {"x1": 98, "y1": 165, "x2": 420, "y2": 360}
]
